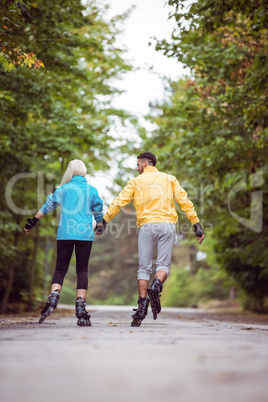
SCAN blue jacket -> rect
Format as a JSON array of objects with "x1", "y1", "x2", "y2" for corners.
[{"x1": 40, "y1": 176, "x2": 103, "y2": 241}]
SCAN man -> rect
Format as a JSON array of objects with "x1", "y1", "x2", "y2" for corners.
[{"x1": 95, "y1": 152, "x2": 204, "y2": 327}]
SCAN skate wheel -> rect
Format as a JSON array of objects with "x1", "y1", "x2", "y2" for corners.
[
  {"x1": 131, "y1": 319, "x2": 141, "y2": 327},
  {"x1": 39, "y1": 306, "x2": 54, "y2": 324},
  {"x1": 77, "y1": 318, "x2": 91, "y2": 327}
]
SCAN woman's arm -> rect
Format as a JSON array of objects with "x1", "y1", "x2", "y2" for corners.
[
  {"x1": 24, "y1": 187, "x2": 62, "y2": 234},
  {"x1": 24, "y1": 210, "x2": 44, "y2": 233},
  {"x1": 35, "y1": 210, "x2": 44, "y2": 220}
]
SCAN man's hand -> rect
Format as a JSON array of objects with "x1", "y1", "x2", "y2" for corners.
[
  {"x1": 24, "y1": 217, "x2": 39, "y2": 234},
  {"x1": 193, "y1": 222, "x2": 204, "y2": 244},
  {"x1": 94, "y1": 219, "x2": 107, "y2": 236}
]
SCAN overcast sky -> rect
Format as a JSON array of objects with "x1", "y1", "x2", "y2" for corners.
[
  {"x1": 104, "y1": 0, "x2": 183, "y2": 116},
  {"x1": 90, "y1": 0, "x2": 185, "y2": 202}
]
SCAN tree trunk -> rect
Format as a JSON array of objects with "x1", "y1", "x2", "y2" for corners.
[
  {"x1": 27, "y1": 225, "x2": 39, "y2": 311},
  {"x1": 0, "y1": 229, "x2": 20, "y2": 314},
  {"x1": 229, "y1": 286, "x2": 236, "y2": 301},
  {"x1": 42, "y1": 239, "x2": 53, "y2": 301}
]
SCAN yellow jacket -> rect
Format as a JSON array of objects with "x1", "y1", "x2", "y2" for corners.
[{"x1": 103, "y1": 166, "x2": 199, "y2": 228}]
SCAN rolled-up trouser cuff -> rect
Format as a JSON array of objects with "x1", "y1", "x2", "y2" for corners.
[
  {"x1": 137, "y1": 272, "x2": 151, "y2": 281},
  {"x1": 156, "y1": 266, "x2": 170, "y2": 278}
]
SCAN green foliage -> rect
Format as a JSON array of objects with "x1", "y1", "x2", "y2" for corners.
[
  {"x1": 87, "y1": 208, "x2": 139, "y2": 305},
  {"x1": 0, "y1": 0, "x2": 133, "y2": 312},
  {"x1": 162, "y1": 239, "x2": 229, "y2": 307},
  {"x1": 146, "y1": 0, "x2": 268, "y2": 311},
  {"x1": 162, "y1": 269, "x2": 192, "y2": 307},
  {"x1": 0, "y1": 1, "x2": 44, "y2": 70}
]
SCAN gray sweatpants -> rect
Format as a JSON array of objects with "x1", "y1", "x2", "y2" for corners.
[{"x1": 137, "y1": 222, "x2": 176, "y2": 281}]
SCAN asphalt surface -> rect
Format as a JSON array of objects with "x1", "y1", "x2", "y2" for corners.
[{"x1": 1, "y1": 306, "x2": 268, "y2": 402}]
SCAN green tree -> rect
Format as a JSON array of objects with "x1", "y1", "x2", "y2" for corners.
[
  {"x1": 0, "y1": 1, "x2": 44, "y2": 71},
  {"x1": 144, "y1": 0, "x2": 268, "y2": 310},
  {"x1": 0, "y1": 0, "x2": 133, "y2": 312}
]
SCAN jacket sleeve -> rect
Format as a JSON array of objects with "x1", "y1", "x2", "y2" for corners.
[
  {"x1": 103, "y1": 179, "x2": 135, "y2": 223},
  {"x1": 40, "y1": 187, "x2": 62, "y2": 215},
  {"x1": 91, "y1": 189, "x2": 104, "y2": 223},
  {"x1": 172, "y1": 177, "x2": 199, "y2": 225}
]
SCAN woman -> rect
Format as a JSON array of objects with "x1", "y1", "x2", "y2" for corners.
[{"x1": 24, "y1": 159, "x2": 106, "y2": 326}]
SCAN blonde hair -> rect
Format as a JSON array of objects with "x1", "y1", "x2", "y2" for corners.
[{"x1": 61, "y1": 159, "x2": 87, "y2": 185}]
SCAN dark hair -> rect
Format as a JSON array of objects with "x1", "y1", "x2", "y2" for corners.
[{"x1": 137, "y1": 152, "x2": 157, "y2": 166}]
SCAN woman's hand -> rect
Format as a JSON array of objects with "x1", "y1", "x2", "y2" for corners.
[
  {"x1": 24, "y1": 217, "x2": 39, "y2": 234},
  {"x1": 94, "y1": 219, "x2": 107, "y2": 236}
]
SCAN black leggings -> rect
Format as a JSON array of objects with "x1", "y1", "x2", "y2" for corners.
[{"x1": 52, "y1": 240, "x2": 93, "y2": 289}]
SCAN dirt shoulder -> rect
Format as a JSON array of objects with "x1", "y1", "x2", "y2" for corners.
[{"x1": 1, "y1": 305, "x2": 268, "y2": 328}]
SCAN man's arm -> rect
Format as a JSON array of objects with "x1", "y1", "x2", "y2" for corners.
[
  {"x1": 172, "y1": 177, "x2": 204, "y2": 243},
  {"x1": 103, "y1": 179, "x2": 135, "y2": 223},
  {"x1": 172, "y1": 177, "x2": 199, "y2": 224}
]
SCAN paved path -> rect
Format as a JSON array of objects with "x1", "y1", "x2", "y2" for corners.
[{"x1": 1, "y1": 306, "x2": 268, "y2": 402}]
